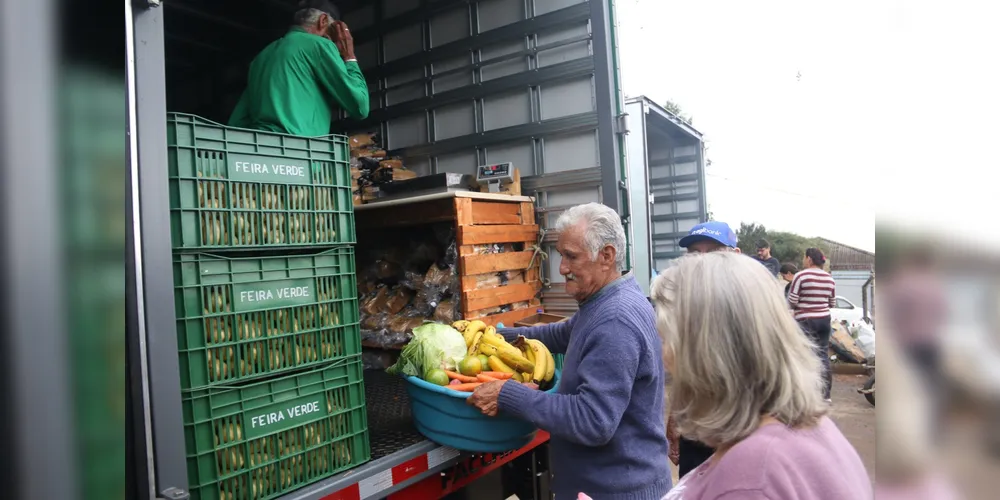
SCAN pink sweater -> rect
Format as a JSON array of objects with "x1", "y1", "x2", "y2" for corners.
[{"x1": 662, "y1": 417, "x2": 871, "y2": 500}]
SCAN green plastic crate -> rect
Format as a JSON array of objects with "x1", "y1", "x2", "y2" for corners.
[
  {"x1": 183, "y1": 359, "x2": 369, "y2": 500},
  {"x1": 167, "y1": 113, "x2": 355, "y2": 250},
  {"x1": 174, "y1": 248, "x2": 361, "y2": 389}
]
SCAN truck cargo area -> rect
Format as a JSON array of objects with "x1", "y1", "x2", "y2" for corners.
[
  {"x1": 128, "y1": 0, "x2": 628, "y2": 498},
  {"x1": 162, "y1": 0, "x2": 628, "y2": 320}
]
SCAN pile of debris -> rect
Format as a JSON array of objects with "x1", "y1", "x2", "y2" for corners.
[{"x1": 830, "y1": 320, "x2": 876, "y2": 363}]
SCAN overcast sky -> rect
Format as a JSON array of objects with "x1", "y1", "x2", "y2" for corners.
[{"x1": 616, "y1": 0, "x2": 1000, "y2": 253}]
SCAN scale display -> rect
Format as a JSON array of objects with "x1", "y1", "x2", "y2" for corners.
[
  {"x1": 476, "y1": 162, "x2": 513, "y2": 182},
  {"x1": 476, "y1": 162, "x2": 514, "y2": 193},
  {"x1": 475, "y1": 162, "x2": 514, "y2": 193}
]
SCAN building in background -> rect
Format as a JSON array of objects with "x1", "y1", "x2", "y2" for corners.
[{"x1": 819, "y1": 237, "x2": 875, "y2": 318}]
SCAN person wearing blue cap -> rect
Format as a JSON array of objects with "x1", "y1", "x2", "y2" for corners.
[
  {"x1": 665, "y1": 221, "x2": 740, "y2": 479},
  {"x1": 678, "y1": 220, "x2": 742, "y2": 254}
]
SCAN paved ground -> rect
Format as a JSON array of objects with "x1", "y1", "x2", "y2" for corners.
[{"x1": 828, "y1": 371, "x2": 877, "y2": 479}]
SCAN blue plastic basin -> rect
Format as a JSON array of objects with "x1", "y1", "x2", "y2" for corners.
[{"x1": 404, "y1": 371, "x2": 560, "y2": 453}]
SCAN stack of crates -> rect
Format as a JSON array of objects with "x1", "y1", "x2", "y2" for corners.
[{"x1": 167, "y1": 114, "x2": 370, "y2": 500}]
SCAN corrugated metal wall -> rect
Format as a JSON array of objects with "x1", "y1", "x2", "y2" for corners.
[{"x1": 334, "y1": 0, "x2": 623, "y2": 315}]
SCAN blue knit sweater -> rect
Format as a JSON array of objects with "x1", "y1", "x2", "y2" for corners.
[{"x1": 498, "y1": 274, "x2": 672, "y2": 500}]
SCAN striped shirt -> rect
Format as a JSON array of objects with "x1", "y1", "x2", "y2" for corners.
[{"x1": 787, "y1": 268, "x2": 836, "y2": 320}]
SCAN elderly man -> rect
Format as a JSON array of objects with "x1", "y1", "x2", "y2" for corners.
[
  {"x1": 467, "y1": 202, "x2": 671, "y2": 500},
  {"x1": 229, "y1": 0, "x2": 369, "y2": 136},
  {"x1": 665, "y1": 221, "x2": 741, "y2": 479}
]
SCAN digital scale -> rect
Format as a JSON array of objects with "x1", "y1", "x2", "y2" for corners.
[{"x1": 476, "y1": 162, "x2": 515, "y2": 193}]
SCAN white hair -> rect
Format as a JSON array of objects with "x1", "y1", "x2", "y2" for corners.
[
  {"x1": 294, "y1": 8, "x2": 329, "y2": 27},
  {"x1": 554, "y1": 203, "x2": 627, "y2": 272},
  {"x1": 650, "y1": 251, "x2": 827, "y2": 448}
]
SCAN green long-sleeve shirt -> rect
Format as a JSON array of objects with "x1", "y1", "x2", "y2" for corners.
[{"x1": 229, "y1": 26, "x2": 370, "y2": 137}]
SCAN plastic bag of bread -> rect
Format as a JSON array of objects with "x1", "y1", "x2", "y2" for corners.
[
  {"x1": 361, "y1": 313, "x2": 389, "y2": 333},
  {"x1": 433, "y1": 298, "x2": 458, "y2": 324},
  {"x1": 361, "y1": 286, "x2": 390, "y2": 316},
  {"x1": 384, "y1": 287, "x2": 414, "y2": 314},
  {"x1": 349, "y1": 133, "x2": 375, "y2": 149},
  {"x1": 473, "y1": 273, "x2": 502, "y2": 289},
  {"x1": 387, "y1": 314, "x2": 426, "y2": 335},
  {"x1": 424, "y1": 263, "x2": 453, "y2": 288},
  {"x1": 357, "y1": 279, "x2": 377, "y2": 297},
  {"x1": 400, "y1": 270, "x2": 425, "y2": 291}
]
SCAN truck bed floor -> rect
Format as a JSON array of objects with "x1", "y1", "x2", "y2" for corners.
[{"x1": 363, "y1": 369, "x2": 426, "y2": 460}]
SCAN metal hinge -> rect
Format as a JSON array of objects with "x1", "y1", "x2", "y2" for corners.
[
  {"x1": 614, "y1": 113, "x2": 629, "y2": 135},
  {"x1": 158, "y1": 487, "x2": 189, "y2": 500}
]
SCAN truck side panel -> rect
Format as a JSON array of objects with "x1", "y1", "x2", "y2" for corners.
[{"x1": 336, "y1": 0, "x2": 627, "y2": 314}]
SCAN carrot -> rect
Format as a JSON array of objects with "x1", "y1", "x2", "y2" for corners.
[
  {"x1": 477, "y1": 373, "x2": 500, "y2": 382},
  {"x1": 444, "y1": 370, "x2": 478, "y2": 383},
  {"x1": 478, "y1": 371, "x2": 514, "y2": 380},
  {"x1": 447, "y1": 382, "x2": 482, "y2": 392}
]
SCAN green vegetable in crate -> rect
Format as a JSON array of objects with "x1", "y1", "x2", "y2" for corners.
[{"x1": 385, "y1": 322, "x2": 466, "y2": 377}]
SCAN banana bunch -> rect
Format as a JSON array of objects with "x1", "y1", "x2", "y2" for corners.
[
  {"x1": 519, "y1": 338, "x2": 556, "y2": 387},
  {"x1": 453, "y1": 320, "x2": 555, "y2": 387}
]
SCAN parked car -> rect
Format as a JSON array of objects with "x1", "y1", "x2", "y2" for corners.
[{"x1": 831, "y1": 296, "x2": 871, "y2": 325}]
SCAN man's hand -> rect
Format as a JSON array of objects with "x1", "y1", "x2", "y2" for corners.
[
  {"x1": 330, "y1": 21, "x2": 356, "y2": 61},
  {"x1": 466, "y1": 379, "x2": 508, "y2": 416},
  {"x1": 510, "y1": 335, "x2": 528, "y2": 349}
]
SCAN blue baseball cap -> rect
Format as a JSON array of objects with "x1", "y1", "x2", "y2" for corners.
[{"x1": 679, "y1": 221, "x2": 738, "y2": 249}]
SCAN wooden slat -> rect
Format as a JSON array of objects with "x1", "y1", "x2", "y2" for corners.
[
  {"x1": 354, "y1": 197, "x2": 455, "y2": 229},
  {"x1": 462, "y1": 282, "x2": 541, "y2": 313},
  {"x1": 461, "y1": 250, "x2": 534, "y2": 275},
  {"x1": 458, "y1": 224, "x2": 539, "y2": 245},
  {"x1": 454, "y1": 197, "x2": 474, "y2": 226},
  {"x1": 469, "y1": 201, "x2": 522, "y2": 225},
  {"x1": 469, "y1": 306, "x2": 539, "y2": 326},
  {"x1": 458, "y1": 244, "x2": 477, "y2": 257},
  {"x1": 525, "y1": 265, "x2": 540, "y2": 283},
  {"x1": 520, "y1": 202, "x2": 536, "y2": 224},
  {"x1": 460, "y1": 269, "x2": 527, "y2": 293}
]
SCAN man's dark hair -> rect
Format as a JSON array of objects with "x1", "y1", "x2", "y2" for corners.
[
  {"x1": 779, "y1": 263, "x2": 798, "y2": 275},
  {"x1": 756, "y1": 239, "x2": 770, "y2": 249},
  {"x1": 295, "y1": 0, "x2": 341, "y2": 23},
  {"x1": 805, "y1": 247, "x2": 826, "y2": 266}
]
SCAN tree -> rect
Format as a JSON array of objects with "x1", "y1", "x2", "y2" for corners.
[
  {"x1": 735, "y1": 222, "x2": 769, "y2": 255},
  {"x1": 663, "y1": 99, "x2": 694, "y2": 125},
  {"x1": 735, "y1": 223, "x2": 832, "y2": 268}
]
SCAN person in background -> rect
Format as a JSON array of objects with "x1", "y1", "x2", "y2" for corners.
[
  {"x1": 651, "y1": 252, "x2": 871, "y2": 500},
  {"x1": 779, "y1": 262, "x2": 798, "y2": 298},
  {"x1": 788, "y1": 248, "x2": 837, "y2": 401},
  {"x1": 754, "y1": 239, "x2": 781, "y2": 277},
  {"x1": 665, "y1": 221, "x2": 741, "y2": 479},
  {"x1": 229, "y1": 0, "x2": 370, "y2": 137},
  {"x1": 466, "y1": 203, "x2": 672, "y2": 500}
]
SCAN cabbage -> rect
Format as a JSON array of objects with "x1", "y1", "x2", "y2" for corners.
[{"x1": 386, "y1": 322, "x2": 467, "y2": 377}]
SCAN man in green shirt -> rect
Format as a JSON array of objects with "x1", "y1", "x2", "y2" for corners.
[{"x1": 229, "y1": 0, "x2": 370, "y2": 137}]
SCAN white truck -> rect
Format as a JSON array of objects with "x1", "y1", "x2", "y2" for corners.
[{"x1": 125, "y1": 1, "x2": 707, "y2": 499}]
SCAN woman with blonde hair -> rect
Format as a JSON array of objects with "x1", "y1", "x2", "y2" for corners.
[{"x1": 651, "y1": 252, "x2": 871, "y2": 499}]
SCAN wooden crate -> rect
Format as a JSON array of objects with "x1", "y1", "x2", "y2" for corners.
[
  {"x1": 512, "y1": 313, "x2": 568, "y2": 328},
  {"x1": 354, "y1": 191, "x2": 542, "y2": 327}
]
